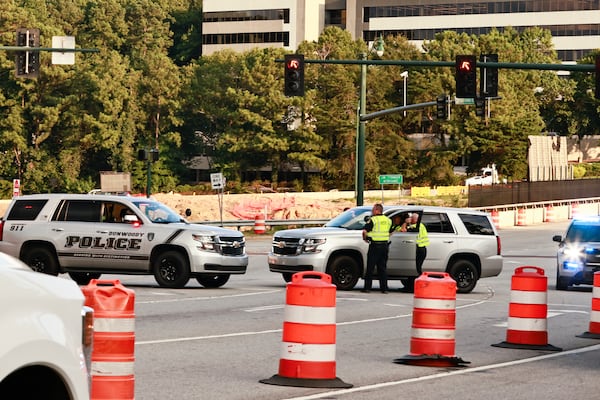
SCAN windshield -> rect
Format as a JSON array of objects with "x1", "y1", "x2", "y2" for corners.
[
  {"x1": 132, "y1": 200, "x2": 183, "y2": 224},
  {"x1": 325, "y1": 208, "x2": 372, "y2": 230},
  {"x1": 565, "y1": 222, "x2": 600, "y2": 243}
]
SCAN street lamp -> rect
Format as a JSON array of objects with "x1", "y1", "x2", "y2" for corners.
[
  {"x1": 400, "y1": 71, "x2": 408, "y2": 117},
  {"x1": 356, "y1": 35, "x2": 384, "y2": 206}
]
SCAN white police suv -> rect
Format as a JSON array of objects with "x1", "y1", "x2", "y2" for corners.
[
  {"x1": 0, "y1": 194, "x2": 248, "y2": 288},
  {"x1": 268, "y1": 205, "x2": 503, "y2": 293}
]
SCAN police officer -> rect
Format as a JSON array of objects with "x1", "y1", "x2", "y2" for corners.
[
  {"x1": 361, "y1": 203, "x2": 392, "y2": 293},
  {"x1": 404, "y1": 213, "x2": 429, "y2": 275}
]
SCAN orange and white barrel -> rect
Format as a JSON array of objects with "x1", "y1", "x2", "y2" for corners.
[
  {"x1": 254, "y1": 214, "x2": 266, "y2": 234},
  {"x1": 571, "y1": 202, "x2": 580, "y2": 219},
  {"x1": 493, "y1": 266, "x2": 561, "y2": 351},
  {"x1": 544, "y1": 205, "x2": 555, "y2": 223},
  {"x1": 82, "y1": 279, "x2": 136, "y2": 400},
  {"x1": 491, "y1": 209, "x2": 500, "y2": 229},
  {"x1": 394, "y1": 272, "x2": 469, "y2": 367},
  {"x1": 517, "y1": 208, "x2": 526, "y2": 226},
  {"x1": 578, "y1": 272, "x2": 600, "y2": 339},
  {"x1": 260, "y1": 272, "x2": 352, "y2": 388}
]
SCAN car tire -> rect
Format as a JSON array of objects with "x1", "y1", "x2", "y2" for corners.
[
  {"x1": 327, "y1": 255, "x2": 360, "y2": 291},
  {"x1": 153, "y1": 251, "x2": 190, "y2": 288},
  {"x1": 68, "y1": 272, "x2": 101, "y2": 285},
  {"x1": 556, "y1": 271, "x2": 569, "y2": 291},
  {"x1": 448, "y1": 259, "x2": 479, "y2": 294},
  {"x1": 282, "y1": 273, "x2": 293, "y2": 282},
  {"x1": 23, "y1": 247, "x2": 59, "y2": 276},
  {"x1": 196, "y1": 274, "x2": 230, "y2": 288}
]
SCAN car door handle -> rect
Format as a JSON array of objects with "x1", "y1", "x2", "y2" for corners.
[
  {"x1": 97, "y1": 230, "x2": 109, "y2": 234},
  {"x1": 402, "y1": 240, "x2": 415, "y2": 243},
  {"x1": 443, "y1": 240, "x2": 454, "y2": 243},
  {"x1": 51, "y1": 228, "x2": 64, "y2": 232}
]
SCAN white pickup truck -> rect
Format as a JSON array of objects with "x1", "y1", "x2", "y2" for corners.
[
  {"x1": 465, "y1": 164, "x2": 499, "y2": 186},
  {"x1": 0, "y1": 252, "x2": 93, "y2": 399}
]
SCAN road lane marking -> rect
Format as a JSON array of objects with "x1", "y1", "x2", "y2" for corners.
[
  {"x1": 136, "y1": 289, "x2": 283, "y2": 304},
  {"x1": 136, "y1": 295, "x2": 493, "y2": 345},
  {"x1": 283, "y1": 344, "x2": 600, "y2": 400},
  {"x1": 493, "y1": 309, "x2": 589, "y2": 327}
]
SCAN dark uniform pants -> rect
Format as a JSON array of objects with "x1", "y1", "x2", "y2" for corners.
[
  {"x1": 364, "y1": 242, "x2": 389, "y2": 291},
  {"x1": 416, "y1": 246, "x2": 427, "y2": 275}
]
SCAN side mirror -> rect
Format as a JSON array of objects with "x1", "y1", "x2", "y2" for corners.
[
  {"x1": 185, "y1": 208, "x2": 192, "y2": 217},
  {"x1": 552, "y1": 235, "x2": 562, "y2": 243},
  {"x1": 364, "y1": 216, "x2": 371, "y2": 223},
  {"x1": 123, "y1": 214, "x2": 138, "y2": 223}
]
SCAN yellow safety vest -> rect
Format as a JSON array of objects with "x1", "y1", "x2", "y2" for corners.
[
  {"x1": 416, "y1": 223, "x2": 429, "y2": 247},
  {"x1": 367, "y1": 215, "x2": 392, "y2": 242}
]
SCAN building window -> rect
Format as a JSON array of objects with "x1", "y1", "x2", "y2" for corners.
[
  {"x1": 203, "y1": 32, "x2": 289, "y2": 46},
  {"x1": 204, "y1": 9, "x2": 289, "y2": 23}
]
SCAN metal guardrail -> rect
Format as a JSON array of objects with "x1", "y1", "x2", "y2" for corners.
[
  {"x1": 193, "y1": 197, "x2": 600, "y2": 230},
  {"x1": 193, "y1": 218, "x2": 330, "y2": 229}
]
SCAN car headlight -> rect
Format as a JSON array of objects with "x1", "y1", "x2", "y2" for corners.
[
  {"x1": 560, "y1": 244, "x2": 584, "y2": 271},
  {"x1": 299, "y1": 238, "x2": 326, "y2": 253},
  {"x1": 193, "y1": 234, "x2": 216, "y2": 251},
  {"x1": 562, "y1": 244, "x2": 584, "y2": 261}
]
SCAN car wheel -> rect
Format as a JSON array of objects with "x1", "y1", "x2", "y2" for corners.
[
  {"x1": 282, "y1": 273, "x2": 293, "y2": 283},
  {"x1": 23, "y1": 247, "x2": 59, "y2": 276},
  {"x1": 196, "y1": 274, "x2": 230, "y2": 288},
  {"x1": 327, "y1": 255, "x2": 360, "y2": 291},
  {"x1": 556, "y1": 270, "x2": 569, "y2": 291},
  {"x1": 448, "y1": 259, "x2": 479, "y2": 294},
  {"x1": 153, "y1": 251, "x2": 190, "y2": 288},
  {"x1": 68, "y1": 272, "x2": 101, "y2": 285}
]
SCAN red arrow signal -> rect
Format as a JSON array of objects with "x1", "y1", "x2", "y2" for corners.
[
  {"x1": 287, "y1": 59, "x2": 300, "y2": 69},
  {"x1": 459, "y1": 60, "x2": 473, "y2": 71}
]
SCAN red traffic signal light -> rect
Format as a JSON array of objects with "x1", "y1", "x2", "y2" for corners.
[
  {"x1": 284, "y1": 54, "x2": 304, "y2": 97},
  {"x1": 455, "y1": 55, "x2": 477, "y2": 98}
]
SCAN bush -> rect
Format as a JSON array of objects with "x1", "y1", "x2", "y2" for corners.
[{"x1": 573, "y1": 165, "x2": 586, "y2": 179}]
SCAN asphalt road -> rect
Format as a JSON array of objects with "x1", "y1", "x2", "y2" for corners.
[{"x1": 91, "y1": 220, "x2": 600, "y2": 400}]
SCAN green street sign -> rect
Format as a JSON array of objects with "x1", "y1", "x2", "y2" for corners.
[{"x1": 379, "y1": 174, "x2": 403, "y2": 185}]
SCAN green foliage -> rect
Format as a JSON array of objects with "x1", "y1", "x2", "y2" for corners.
[
  {"x1": 0, "y1": 4, "x2": 595, "y2": 198},
  {"x1": 573, "y1": 165, "x2": 587, "y2": 178}
]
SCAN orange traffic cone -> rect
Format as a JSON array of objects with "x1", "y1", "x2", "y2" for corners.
[
  {"x1": 578, "y1": 272, "x2": 600, "y2": 339},
  {"x1": 492, "y1": 266, "x2": 561, "y2": 351},
  {"x1": 260, "y1": 272, "x2": 352, "y2": 388},
  {"x1": 394, "y1": 272, "x2": 469, "y2": 367},
  {"x1": 254, "y1": 214, "x2": 266, "y2": 234},
  {"x1": 82, "y1": 279, "x2": 136, "y2": 399}
]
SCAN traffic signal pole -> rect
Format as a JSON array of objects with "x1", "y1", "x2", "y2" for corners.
[
  {"x1": 280, "y1": 57, "x2": 599, "y2": 207},
  {"x1": 357, "y1": 53, "x2": 367, "y2": 206}
]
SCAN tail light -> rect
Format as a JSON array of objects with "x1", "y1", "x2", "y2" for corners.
[
  {"x1": 496, "y1": 235, "x2": 502, "y2": 255},
  {"x1": 0, "y1": 220, "x2": 3, "y2": 241},
  {"x1": 81, "y1": 305, "x2": 94, "y2": 389}
]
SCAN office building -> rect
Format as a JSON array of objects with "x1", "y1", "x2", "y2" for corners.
[{"x1": 202, "y1": 0, "x2": 600, "y2": 61}]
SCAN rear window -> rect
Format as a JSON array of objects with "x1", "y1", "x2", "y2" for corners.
[
  {"x1": 458, "y1": 213, "x2": 495, "y2": 235},
  {"x1": 6, "y1": 199, "x2": 47, "y2": 221},
  {"x1": 422, "y1": 212, "x2": 455, "y2": 234},
  {"x1": 52, "y1": 200, "x2": 102, "y2": 222}
]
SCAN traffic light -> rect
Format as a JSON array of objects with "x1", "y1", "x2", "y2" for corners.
[
  {"x1": 284, "y1": 54, "x2": 304, "y2": 97},
  {"x1": 455, "y1": 55, "x2": 477, "y2": 98},
  {"x1": 137, "y1": 149, "x2": 159, "y2": 162},
  {"x1": 480, "y1": 54, "x2": 498, "y2": 98},
  {"x1": 595, "y1": 55, "x2": 600, "y2": 99},
  {"x1": 475, "y1": 96, "x2": 485, "y2": 118},
  {"x1": 436, "y1": 94, "x2": 447, "y2": 119},
  {"x1": 15, "y1": 28, "x2": 40, "y2": 79}
]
